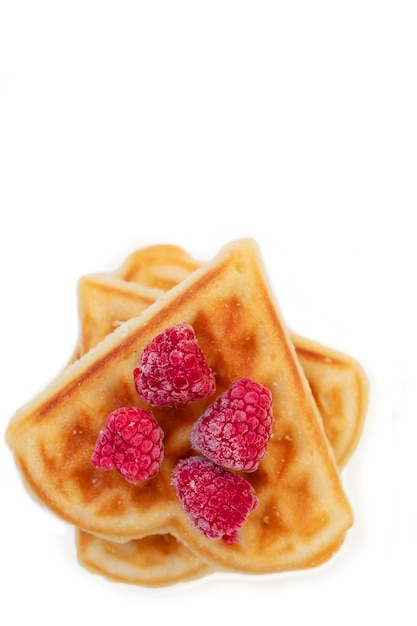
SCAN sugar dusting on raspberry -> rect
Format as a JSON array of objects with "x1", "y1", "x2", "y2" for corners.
[
  {"x1": 91, "y1": 407, "x2": 164, "y2": 483},
  {"x1": 190, "y1": 378, "x2": 273, "y2": 472},
  {"x1": 134, "y1": 323, "x2": 216, "y2": 406},
  {"x1": 171, "y1": 456, "x2": 258, "y2": 544}
]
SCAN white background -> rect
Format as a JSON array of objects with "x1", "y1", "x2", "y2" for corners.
[{"x1": 0, "y1": 2, "x2": 414, "y2": 624}]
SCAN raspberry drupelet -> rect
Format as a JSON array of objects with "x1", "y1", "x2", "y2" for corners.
[
  {"x1": 171, "y1": 456, "x2": 258, "y2": 544},
  {"x1": 91, "y1": 407, "x2": 164, "y2": 483},
  {"x1": 190, "y1": 378, "x2": 273, "y2": 472},
  {"x1": 134, "y1": 323, "x2": 216, "y2": 406}
]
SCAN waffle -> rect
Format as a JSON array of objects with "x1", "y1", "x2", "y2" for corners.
[
  {"x1": 6, "y1": 239, "x2": 354, "y2": 575},
  {"x1": 116, "y1": 243, "x2": 202, "y2": 291},
  {"x1": 76, "y1": 531, "x2": 213, "y2": 586},
  {"x1": 76, "y1": 276, "x2": 165, "y2": 358}
]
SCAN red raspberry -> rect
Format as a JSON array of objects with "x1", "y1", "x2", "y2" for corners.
[
  {"x1": 171, "y1": 456, "x2": 258, "y2": 544},
  {"x1": 91, "y1": 407, "x2": 164, "y2": 483},
  {"x1": 134, "y1": 323, "x2": 216, "y2": 406},
  {"x1": 190, "y1": 378, "x2": 273, "y2": 472}
]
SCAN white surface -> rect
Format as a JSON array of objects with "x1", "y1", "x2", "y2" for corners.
[{"x1": 0, "y1": 2, "x2": 414, "y2": 625}]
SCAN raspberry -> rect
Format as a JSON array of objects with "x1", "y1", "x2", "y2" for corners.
[
  {"x1": 190, "y1": 378, "x2": 273, "y2": 472},
  {"x1": 91, "y1": 407, "x2": 164, "y2": 483},
  {"x1": 171, "y1": 457, "x2": 258, "y2": 544},
  {"x1": 134, "y1": 323, "x2": 216, "y2": 406}
]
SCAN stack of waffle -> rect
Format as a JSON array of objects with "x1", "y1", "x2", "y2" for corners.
[{"x1": 6, "y1": 239, "x2": 368, "y2": 586}]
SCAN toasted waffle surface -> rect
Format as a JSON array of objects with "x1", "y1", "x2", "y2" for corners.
[
  {"x1": 291, "y1": 334, "x2": 368, "y2": 468},
  {"x1": 6, "y1": 239, "x2": 353, "y2": 574},
  {"x1": 77, "y1": 275, "x2": 164, "y2": 357},
  {"x1": 76, "y1": 531, "x2": 212, "y2": 586}
]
